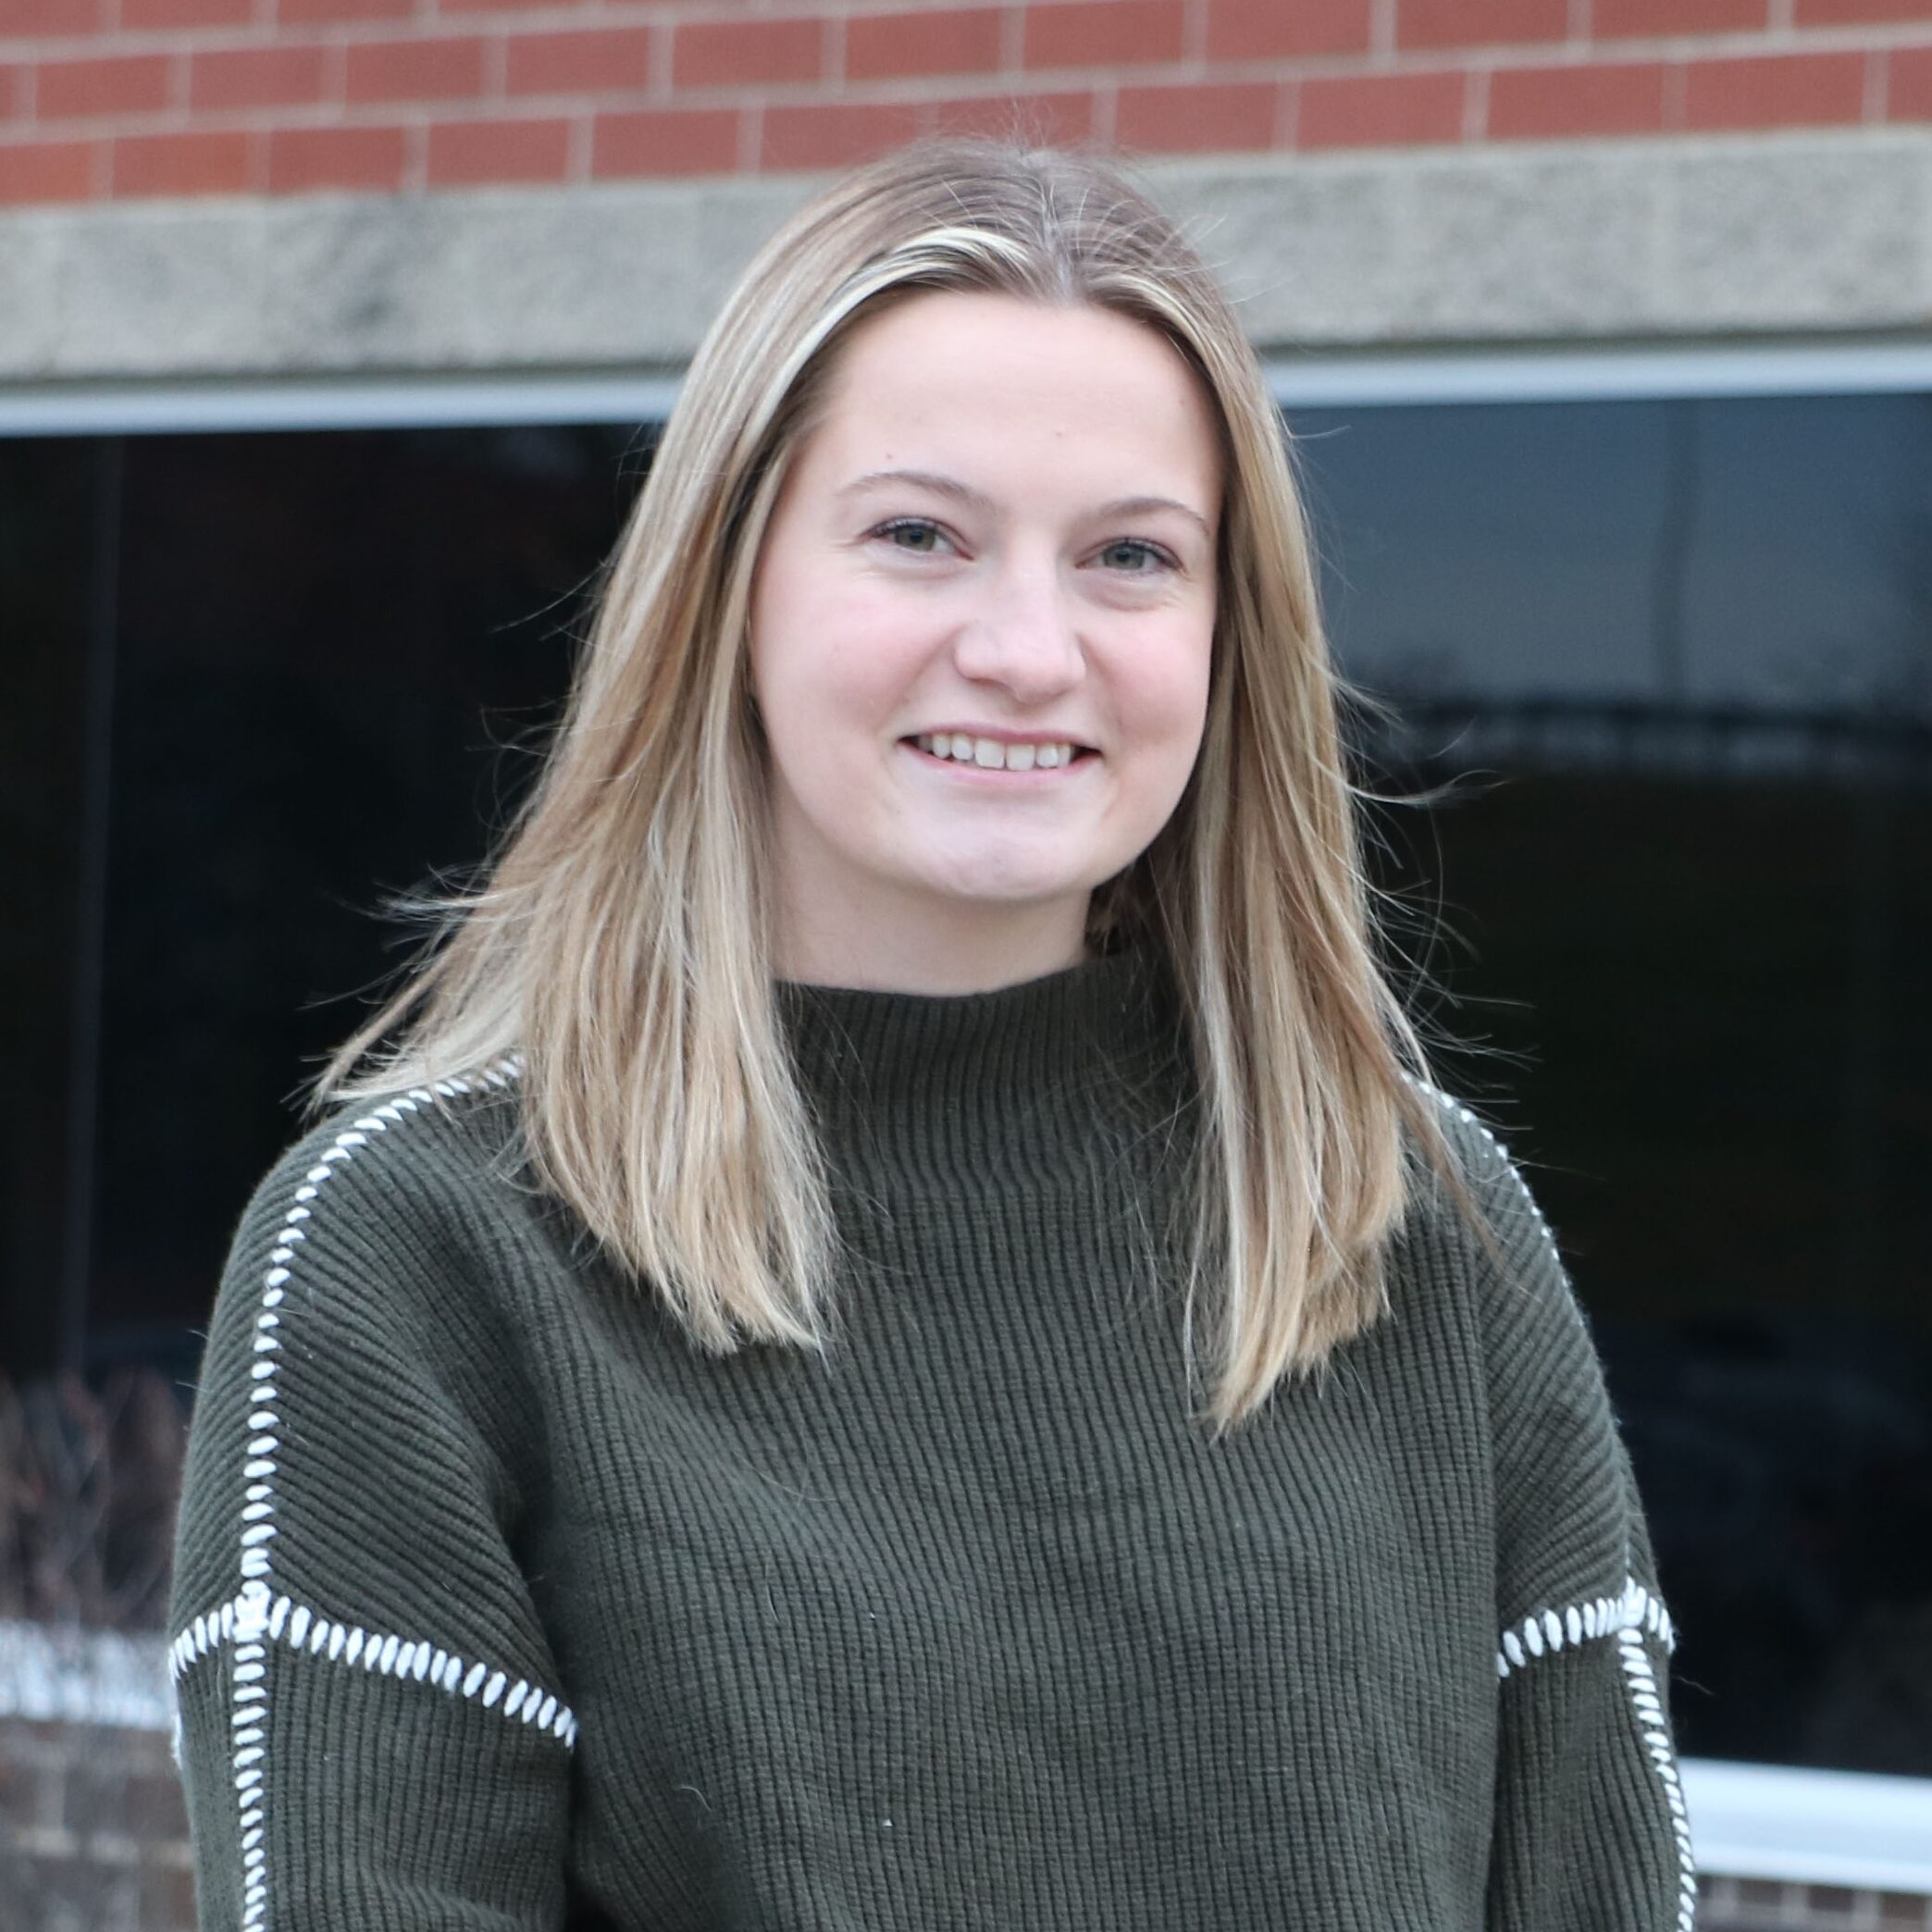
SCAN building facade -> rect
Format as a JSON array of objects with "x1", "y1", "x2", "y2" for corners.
[{"x1": 4, "y1": 4, "x2": 1931, "y2": 1928}]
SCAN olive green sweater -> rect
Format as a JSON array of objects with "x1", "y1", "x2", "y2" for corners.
[{"x1": 167, "y1": 952, "x2": 1695, "y2": 1931}]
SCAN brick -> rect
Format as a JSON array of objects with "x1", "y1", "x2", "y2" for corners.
[
  {"x1": 141, "y1": 1861, "x2": 197, "y2": 1931},
  {"x1": 346, "y1": 35, "x2": 489, "y2": 105},
  {"x1": 1804, "y1": 1886, "x2": 1867, "y2": 1921},
  {"x1": 0, "y1": 139, "x2": 93, "y2": 201},
  {"x1": 1797, "y1": 0, "x2": 1932, "y2": 20},
  {"x1": 437, "y1": 0, "x2": 579, "y2": 13},
  {"x1": 1681, "y1": 50, "x2": 1866, "y2": 128},
  {"x1": 761, "y1": 97, "x2": 923, "y2": 166},
  {"x1": 847, "y1": 6, "x2": 1004, "y2": 82},
  {"x1": 38, "y1": 53, "x2": 172, "y2": 119},
  {"x1": 190, "y1": 44, "x2": 329, "y2": 112},
  {"x1": 266, "y1": 121, "x2": 408, "y2": 191},
  {"x1": 1397, "y1": 0, "x2": 1567, "y2": 49},
  {"x1": 593, "y1": 103, "x2": 738, "y2": 175},
  {"x1": 923, "y1": 85, "x2": 1096, "y2": 142},
  {"x1": 111, "y1": 127, "x2": 254, "y2": 195},
  {"x1": 1116, "y1": 78, "x2": 1277, "y2": 148},
  {"x1": 426, "y1": 113, "x2": 572, "y2": 183},
  {"x1": 1205, "y1": 0, "x2": 1371, "y2": 60},
  {"x1": 1889, "y1": 43, "x2": 1932, "y2": 117},
  {"x1": 120, "y1": 0, "x2": 251, "y2": 27},
  {"x1": 1876, "y1": 1891, "x2": 1932, "y2": 1930},
  {"x1": 1022, "y1": 0, "x2": 1186, "y2": 69},
  {"x1": 1592, "y1": 0, "x2": 1766, "y2": 32},
  {"x1": 1486, "y1": 58, "x2": 1667, "y2": 136},
  {"x1": 1297, "y1": 67, "x2": 1466, "y2": 144},
  {"x1": 505, "y1": 28, "x2": 653, "y2": 96},
  {"x1": 674, "y1": 17, "x2": 824, "y2": 89},
  {"x1": 67, "y1": 1764, "x2": 129, "y2": 1831},
  {"x1": 0, "y1": 0, "x2": 103, "y2": 37},
  {"x1": 125, "y1": 1769, "x2": 189, "y2": 1839},
  {"x1": 12, "y1": 1854, "x2": 140, "y2": 1926},
  {"x1": 0, "y1": 64, "x2": 25, "y2": 119},
  {"x1": 278, "y1": 0, "x2": 411, "y2": 24}
]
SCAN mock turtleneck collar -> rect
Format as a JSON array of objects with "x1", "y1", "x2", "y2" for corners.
[{"x1": 775, "y1": 948, "x2": 1187, "y2": 1196}]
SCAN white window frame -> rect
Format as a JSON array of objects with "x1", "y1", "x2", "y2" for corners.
[
  {"x1": 3, "y1": 333, "x2": 1932, "y2": 438},
  {"x1": 5, "y1": 331, "x2": 1930, "y2": 1889}
]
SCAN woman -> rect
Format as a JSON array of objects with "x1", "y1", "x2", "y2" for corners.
[{"x1": 167, "y1": 137, "x2": 1694, "y2": 1931}]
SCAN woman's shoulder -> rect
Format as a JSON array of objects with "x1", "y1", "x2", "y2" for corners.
[
  {"x1": 1388, "y1": 1078, "x2": 1621, "y2": 1425},
  {"x1": 230, "y1": 1058, "x2": 531, "y2": 1266},
  {"x1": 1396, "y1": 1078, "x2": 1579, "y2": 1310},
  {"x1": 169, "y1": 1056, "x2": 564, "y2": 1704},
  {"x1": 1397, "y1": 1082, "x2": 1652, "y2": 1611},
  {"x1": 204, "y1": 1055, "x2": 547, "y2": 1394}
]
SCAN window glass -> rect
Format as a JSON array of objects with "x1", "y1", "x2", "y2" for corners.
[
  {"x1": 0, "y1": 439, "x2": 99, "y2": 1378},
  {"x1": 83, "y1": 425, "x2": 640, "y2": 1383},
  {"x1": 2, "y1": 390, "x2": 1925, "y2": 1775},
  {"x1": 1296, "y1": 394, "x2": 1932, "y2": 1775}
]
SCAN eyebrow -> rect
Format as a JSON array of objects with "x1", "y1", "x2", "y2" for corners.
[{"x1": 836, "y1": 467, "x2": 1215, "y2": 541}]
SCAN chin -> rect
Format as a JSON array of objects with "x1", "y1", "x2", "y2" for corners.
[{"x1": 923, "y1": 874, "x2": 1102, "y2": 920}]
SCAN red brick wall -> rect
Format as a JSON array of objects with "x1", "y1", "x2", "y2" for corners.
[
  {"x1": 2, "y1": 0, "x2": 1931, "y2": 207},
  {"x1": 0, "y1": 1717, "x2": 193, "y2": 1932}
]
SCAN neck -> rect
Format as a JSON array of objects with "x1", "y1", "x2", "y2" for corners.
[{"x1": 771, "y1": 881, "x2": 1092, "y2": 996}]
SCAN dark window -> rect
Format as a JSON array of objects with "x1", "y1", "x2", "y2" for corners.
[
  {"x1": 1, "y1": 424, "x2": 642, "y2": 1390},
  {"x1": 1, "y1": 390, "x2": 1926, "y2": 1776},
  {"x1": 1296, "y1": 394, "x2": 1932, "y2": 1776}
]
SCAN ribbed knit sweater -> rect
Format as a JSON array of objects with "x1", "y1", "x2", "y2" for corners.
[{"x1": 167, "y1": 952, "x2": 1695, "y2": 1932}]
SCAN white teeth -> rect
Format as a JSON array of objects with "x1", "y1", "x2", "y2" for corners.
[{"x1": 912, "y1": 735, "x2": 1080, "y2": 770}]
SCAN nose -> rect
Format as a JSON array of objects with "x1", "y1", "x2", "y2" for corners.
[{"x1": 949, "y1": 561, "x2": 1087, "y2": 705}]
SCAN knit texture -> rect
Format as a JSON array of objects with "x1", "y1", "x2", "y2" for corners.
[{"x1": 167, "y1": 950, "x2": 1693, "y2": 1931}]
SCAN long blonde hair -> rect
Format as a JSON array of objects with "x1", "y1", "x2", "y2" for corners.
[{"x1": 316, "y1": 134, "x2": 1467, "y2": 1430}]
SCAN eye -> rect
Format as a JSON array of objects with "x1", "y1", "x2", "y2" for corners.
[
  {"x1": 871, "y1": 517, "x2": 955, "y2": 555},
  {"x1": 1096, "y1": 538, "x2": 1177, "y2": 575}
]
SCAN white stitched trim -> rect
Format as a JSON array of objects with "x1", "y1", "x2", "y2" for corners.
[
  {"x1": 1409, "y1": 1077, "x2": 1567, "y2": 1277},
  {"x1": 1494, "y1": 1576, "x2": 1694, "y2": 1928},
  {"x1": 168, "y1": 1588, "x2": 577, "y2": 1748},
  {"x1": 217, "y1": 1054, "x2": 526, "y2": 1929},
  {"x1": 1617, "y1": 1628, "x2": 1700, "y2": 1930},
  {"x1": 1494, "y1": 1573, "x2": 1677, "y2": 1679}
]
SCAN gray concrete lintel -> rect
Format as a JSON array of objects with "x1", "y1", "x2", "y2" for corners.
[{"x1": 3, "y1": 129, "x2": 1930, "y2": 387}]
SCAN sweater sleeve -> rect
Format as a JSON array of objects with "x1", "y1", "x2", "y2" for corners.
[
  {"x1": 1428, "y1": 1095, "x2": 1698, "y2": 1932},
  {"x1": 166, "y1": 1079, "x2": 574, "y2": 1932}
]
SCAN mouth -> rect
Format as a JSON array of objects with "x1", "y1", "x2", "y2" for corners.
[{"x1": 901, "y1": 731, "x2": 1098, "y2": 774}]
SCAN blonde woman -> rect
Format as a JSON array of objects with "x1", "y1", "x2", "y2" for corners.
[{"x1": 167, "y1": 138, "x2": 1694, "y2": 1931}]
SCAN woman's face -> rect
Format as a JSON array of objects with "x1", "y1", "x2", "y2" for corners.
[{"x1": 748, "y1": 289, "x2": 1221, "y2": 989}]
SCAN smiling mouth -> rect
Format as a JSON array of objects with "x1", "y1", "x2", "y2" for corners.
[{"x1": 904, "y1": 732, "x2": 1096, "y2": 773}]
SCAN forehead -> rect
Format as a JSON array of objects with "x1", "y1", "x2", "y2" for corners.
[{"x1": 801, "y1": 290, "x2": 1223, "y2": 505}]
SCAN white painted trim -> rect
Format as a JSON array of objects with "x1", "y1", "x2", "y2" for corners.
[
  {"x1": 4, "y1": 334, "x2": 1932, "y2": 440},
  {"x1": 0, "y1": 371, "x2": 684, "y2": 438},
  {"x1": 1681, "y1": 1758, "x2": 1932, "y2": 1892},
  {"x1": 0, "y1": 1618, "x2": 171, "y2": 1729},
  {"x1": 1266, "y1": 338, "x2": 1932, "y2": 407}
]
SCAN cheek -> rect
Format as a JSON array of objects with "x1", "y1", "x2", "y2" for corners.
[
  {"x1": 1115, "y1": 621, "x2": 1214, "y2": 764},
  {"x1": 754, "y1": 577, "x2": 925, "y2": 737}
]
